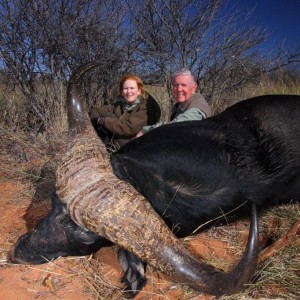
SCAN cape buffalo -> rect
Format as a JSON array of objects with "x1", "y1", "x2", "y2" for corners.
[{"x1": 11, "y1": 62, "x2": 299, "y2": 297}]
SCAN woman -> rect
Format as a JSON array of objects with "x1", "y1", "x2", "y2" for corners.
[{"x1": 90, "y1": 74, "x2": 149, "y2": 148}]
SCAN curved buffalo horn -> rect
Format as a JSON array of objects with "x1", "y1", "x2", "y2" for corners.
[
  {"x1": 67, "y1": 61, "x2": 100, "y2": 135},
  {"x1": 56, "y1": 62, "x2": 259, "y2": 296}
]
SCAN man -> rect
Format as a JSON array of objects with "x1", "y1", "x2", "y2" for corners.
[{"x1": 137, "y1": 69, "x2": 211, "y2": 136}]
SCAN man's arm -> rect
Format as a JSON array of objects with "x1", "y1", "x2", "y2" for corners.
[{"x1": 138, "y1": 107, "x2": 206, "y2": 136}]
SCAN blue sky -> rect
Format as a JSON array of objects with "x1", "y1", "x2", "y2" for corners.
[{"x1": 226, "y1": 0, "x2": 300, "y2": 51}]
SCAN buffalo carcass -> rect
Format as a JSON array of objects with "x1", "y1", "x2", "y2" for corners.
[{"x1": 11, "y1": 62, "x2": 299, "y2": 297}]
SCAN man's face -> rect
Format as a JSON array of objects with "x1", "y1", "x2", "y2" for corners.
[{"x1": 172, "y1": 75, "x2": 197, "y2": 103}]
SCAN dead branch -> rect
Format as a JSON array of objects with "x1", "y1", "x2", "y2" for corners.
[{"x1": 258, "y1": 219, "x2": 300, "y2": 264}]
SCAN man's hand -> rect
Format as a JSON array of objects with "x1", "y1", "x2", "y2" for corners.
[{"x1": 136, "y1": 131, "x2": 143, "y2": 138}]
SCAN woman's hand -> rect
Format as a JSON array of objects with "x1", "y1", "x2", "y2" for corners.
[{"x1": 97, "y1": 117, "x2": 105, "y2": 125}]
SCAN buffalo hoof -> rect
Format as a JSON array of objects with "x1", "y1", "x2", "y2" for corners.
[{"x1": 118, "y1": 248, "x2": 147, "y2": 297}]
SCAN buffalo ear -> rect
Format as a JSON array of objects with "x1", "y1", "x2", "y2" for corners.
[{"x1": 73, "y1": 227, "x2": 104, "y2": 245}]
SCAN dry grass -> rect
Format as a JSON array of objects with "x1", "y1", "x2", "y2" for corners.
[
  {"x1": 0, "y1": 79, "x2": 68, "y2": 132},
  {"x1": 68, "y1": 257, "x2": 124, "y2": 300},
  {"x1": 243, "y1": 71, "x2": 300, "y2": 98},
  {"x1": 219, "y1": 204, "x2": 300, "y2": 300},
  {"x1": 210, "y1": 72, "x2": 300, "y2": 114}
]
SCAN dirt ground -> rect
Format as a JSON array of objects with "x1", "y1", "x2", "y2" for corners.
[{"x1": 0, "y1": 158, "x2": 299, "y2": 300}]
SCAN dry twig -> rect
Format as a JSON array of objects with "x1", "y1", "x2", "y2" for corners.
[{"x1": 258, "y1": 219, "x2": 300, "y2": 264}]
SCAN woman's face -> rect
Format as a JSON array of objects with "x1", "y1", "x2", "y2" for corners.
[{"x1": 122, "y1": 79, "x2": 141, "y2": 103}]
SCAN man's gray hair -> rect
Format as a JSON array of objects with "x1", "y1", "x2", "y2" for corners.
[{"x1": 172, "y1": 68, "x2": 196, "y2": 83}]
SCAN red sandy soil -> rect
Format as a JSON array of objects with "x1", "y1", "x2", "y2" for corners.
[{"x1": 0, "y1": 169, "x2": 296, "y2": 299}]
